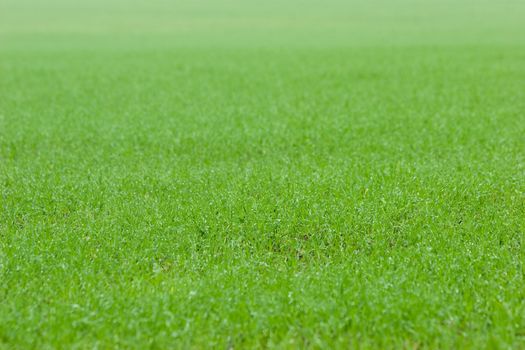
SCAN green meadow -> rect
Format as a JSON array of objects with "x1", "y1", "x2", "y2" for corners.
[{"x1": 1, "y1": 0, "x2": 525, "y2": 348}]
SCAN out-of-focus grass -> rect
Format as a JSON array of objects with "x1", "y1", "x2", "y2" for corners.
[{"x1": 1, "y1": 0, "x2": 524, "y2": 47}]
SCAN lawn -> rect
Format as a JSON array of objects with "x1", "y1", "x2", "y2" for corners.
[{"x1": 1, "y1": 0, "x2": 525, "y2": 348}]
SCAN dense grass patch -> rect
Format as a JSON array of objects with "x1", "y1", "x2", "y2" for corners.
[{"x1": 1, "y1": 1, "x2": 525, "y2": 348}]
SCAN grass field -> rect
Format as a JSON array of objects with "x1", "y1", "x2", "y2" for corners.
[{"x1": 1, "y1": 0, "x2": 525, "y2": 348}]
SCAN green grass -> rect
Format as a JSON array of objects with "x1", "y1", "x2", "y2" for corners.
[{"x1": 1, "y1": 0, "x2": 525, "y2": 348}]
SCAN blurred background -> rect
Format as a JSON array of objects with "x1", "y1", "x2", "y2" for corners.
[{"x1": 1, "y1": 0, "x2": 524, "y2": 48}]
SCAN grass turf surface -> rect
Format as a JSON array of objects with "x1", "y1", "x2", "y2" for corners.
[{"x1": 1, "y1": 0, "x2": 525, "y2": 348}]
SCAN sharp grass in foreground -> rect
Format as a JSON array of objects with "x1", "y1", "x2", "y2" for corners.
[{"x1": 1, "y1": 0, "x2": 525, "y2": 349}]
